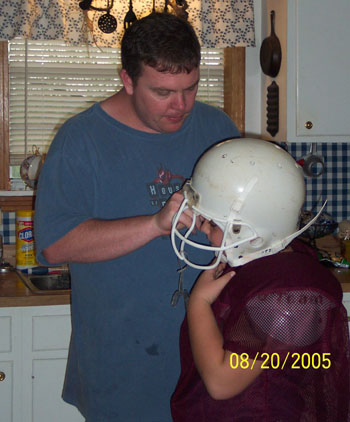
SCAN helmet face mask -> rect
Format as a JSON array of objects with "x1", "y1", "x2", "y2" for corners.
[{"x1": 171, "y1": 138, "x2": 325, "y2": 270}]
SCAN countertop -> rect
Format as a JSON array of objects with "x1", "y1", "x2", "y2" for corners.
[
  {"x1": 0, "y1": 270, "x2": 71, "y2": 307},
  {"x1": 1, "y1": 265, "x2": 350, "y2": 308}
]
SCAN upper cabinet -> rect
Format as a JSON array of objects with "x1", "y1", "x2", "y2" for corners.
[{"x1": 261, "y1": 0, "x2": 350, "y2": 143}]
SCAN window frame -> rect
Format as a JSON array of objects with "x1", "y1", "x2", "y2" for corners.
[
  {"x1": 0, "y1": 41, "x2": 245, "y2": 197},
  {"x1": 0, "y1": 42, "x2": 9, "y2": 191}
]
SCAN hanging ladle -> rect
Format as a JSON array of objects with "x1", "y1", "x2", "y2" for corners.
[
  {"x1": 98, "y1": 0, "x2": 117, "y2": 34},
  {"x1": 124, "y1": 0, "x2": 137, "y2": 29},
  {"x1": 79, "y1": 0, "x2": 117, "y2": 33}
]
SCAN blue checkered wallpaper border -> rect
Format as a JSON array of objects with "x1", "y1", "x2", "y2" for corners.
[
  {"x1": 286, "y1": 142, "x2": 350, "y2": 222},
  {"x1": 1, "y1": 143, "x2": 350, "y2": 244}
]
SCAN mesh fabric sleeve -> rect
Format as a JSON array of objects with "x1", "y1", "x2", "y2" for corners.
[{"x1": 222, "y1": 288, "x2": 337, "y2": 359}]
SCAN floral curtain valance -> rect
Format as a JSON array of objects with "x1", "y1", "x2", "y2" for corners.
[{"x1": 0, "y1": 0, "x2": 255, "y2": 48}]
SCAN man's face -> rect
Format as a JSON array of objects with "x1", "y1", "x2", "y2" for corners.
[{"x1": 122, "y1": 65, "x2": 199, "y2": 133}]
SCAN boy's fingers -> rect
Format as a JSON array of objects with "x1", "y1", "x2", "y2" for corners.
[
  {"x1": 214, "y1": 262, "x2": 226, "y2": 279},
  {"x1": 218, "y1": 271, "x2": 235, "y2": 286}
]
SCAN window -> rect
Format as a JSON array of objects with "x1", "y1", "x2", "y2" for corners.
[{"x1": 0, "y1": 41, "x2": 245, "y2": 191}]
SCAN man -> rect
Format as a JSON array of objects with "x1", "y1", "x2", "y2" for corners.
[{"x1": 34, "y1": 12, "x2": 240, "y2": 421}]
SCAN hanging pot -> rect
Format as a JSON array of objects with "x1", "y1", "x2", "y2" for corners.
[{"x1": 260, "y1": 10, "x2": 282, "y2": 78}]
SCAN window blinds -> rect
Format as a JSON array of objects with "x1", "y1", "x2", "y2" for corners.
[{"x1": 8, "y1": 40, "x2": 224, "y2": 165}]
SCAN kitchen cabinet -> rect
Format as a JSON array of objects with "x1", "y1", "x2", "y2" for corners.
[
  {"x1": 261, "y1": 0, "x2": 350, "y2": 143},
  {"x1": 0, "y1": 309, "x2": 21, "y2": 421},
  {"x1": 0, "y1": 306, "x2": 84, "y2": 422}
]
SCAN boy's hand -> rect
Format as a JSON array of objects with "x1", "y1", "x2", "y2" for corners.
[{"x1": 189, "y1": 263, "x2": 235, "y2": 305}]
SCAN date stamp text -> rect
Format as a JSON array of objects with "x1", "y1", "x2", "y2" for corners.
[{"x1": 229, "y1": 352, "x2": 331, "y2": 370}]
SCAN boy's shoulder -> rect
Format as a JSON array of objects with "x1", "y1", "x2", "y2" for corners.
[{"x1": 222, "y1": 242, "x2": 342, "y2": 304}]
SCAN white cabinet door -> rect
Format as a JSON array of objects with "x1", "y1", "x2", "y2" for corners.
[
  {"x1": 286, "y1": 0, "x2": 350, "y2": 142},
  {"x1": 0, "y1": 360, "x2": 14, "y2": 422},
  {"x1": 32, "y1": 357, "x2": 82, "y2": 422},
  {"x1": 21, "y1": 306, "x2": 84, "y2": 422},
  {"x1": 261, "y1": 0, "x2": 350, "y2": 143},
  {"x1": 0, "y1": 306, "x2": 84, "y2": 422},
  {"x1": 0, "y1": 309, "x2": 22, "y2": 422}
]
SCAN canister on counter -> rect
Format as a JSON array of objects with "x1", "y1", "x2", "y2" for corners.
[{"x1": 16, "y1": 210, "x2": 37, "y2": 270}]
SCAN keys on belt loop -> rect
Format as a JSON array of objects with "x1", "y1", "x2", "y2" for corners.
[{"x1": 170, "y1": 260, "x2": 189, "y2": 309}]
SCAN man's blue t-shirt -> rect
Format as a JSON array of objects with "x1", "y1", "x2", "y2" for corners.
[{"x1": 34, "y1": 101, "x2": 240, "y2": 421}]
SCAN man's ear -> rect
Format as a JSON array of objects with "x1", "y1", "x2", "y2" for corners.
[{"x1": 120, "y1": 69, "x2": 134, "y2": 95}]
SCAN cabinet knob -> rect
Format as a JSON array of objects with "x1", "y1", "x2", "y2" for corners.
[
  {"x1": 305, "y1": 121, "x2": 313, "y2": 130},
  {"x1": 0, "y1": 372, "x2": 5, "y2": 381}
]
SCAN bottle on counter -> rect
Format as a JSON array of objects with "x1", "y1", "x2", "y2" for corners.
[{"x1": 16, "y1": 210, "x2": 37, "y2": 270}]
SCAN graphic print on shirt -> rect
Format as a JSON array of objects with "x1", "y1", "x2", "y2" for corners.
[{"x1": 146, "y1": 165, "x2": 185, "y2": 209}]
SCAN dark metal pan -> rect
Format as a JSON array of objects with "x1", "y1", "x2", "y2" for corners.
[{"x1": 260, "y1": 10, "x2": 282, "y2": 78}]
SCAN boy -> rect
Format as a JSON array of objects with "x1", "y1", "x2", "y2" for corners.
[{"x1": 171, "y1": 139, "x2": 350, "y2": 421}]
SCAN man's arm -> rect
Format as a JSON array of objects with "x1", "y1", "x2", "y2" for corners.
[{"x1": 43, "y1": 191, "x2": 196, "y2": 264}]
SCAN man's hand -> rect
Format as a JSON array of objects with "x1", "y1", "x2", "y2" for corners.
[{"x1": 152, "y1": 191, "x2": 200, "y2": 236}]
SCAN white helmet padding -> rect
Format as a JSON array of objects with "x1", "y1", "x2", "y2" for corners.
[{"x1": 171, "y1": 138, "x2": 326, "y2": 270}]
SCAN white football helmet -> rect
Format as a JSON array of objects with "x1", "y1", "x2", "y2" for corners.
[{"x1": 171, "y1": 138, "x2": 325, "y2": 269}]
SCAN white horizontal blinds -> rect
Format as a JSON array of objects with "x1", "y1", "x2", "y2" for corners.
[
  {"x1": 198, "y1": 49, "x2": 224, "y2": 108},
  {"x1": 8, "y1": 41, "x2": 224, "y2": 166},
  {"x1": 8, "y1": 39, "x2": 122, "y2": 165}
]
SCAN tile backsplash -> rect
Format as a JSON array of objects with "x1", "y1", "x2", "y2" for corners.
[{"x1": 1, "y1": 142, "x2": 349, "y2": 245}]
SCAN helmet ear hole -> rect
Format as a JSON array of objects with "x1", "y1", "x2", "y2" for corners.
[
  {"x1": 250, "y1": 237, "x2": 264, "y2": 248},
  {"x1": 232, "y1": 225, "x2": 241, "y2": 234}
]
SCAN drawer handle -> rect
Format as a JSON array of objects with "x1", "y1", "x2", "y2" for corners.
[{"x1": 0, "y1": 372, "x2": 5, "y2": 381}]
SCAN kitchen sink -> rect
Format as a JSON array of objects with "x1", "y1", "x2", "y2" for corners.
[
  {"x1": 30, "y1": 273, "x2": 71, "y2": 290},
  {"x1": 16, "y1": 271, "x2": 71, "y2": 294}
]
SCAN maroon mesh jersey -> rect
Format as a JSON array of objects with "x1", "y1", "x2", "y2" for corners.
[{"x1": 171, "y1": 240, "x2": 350, "y2": 421}]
